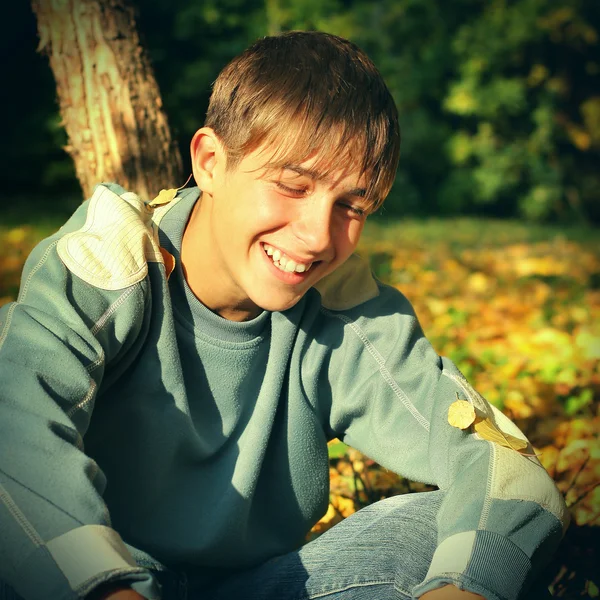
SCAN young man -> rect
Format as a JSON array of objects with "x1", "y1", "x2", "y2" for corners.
[{"x1": 0, "y1": 32, "x2": 567, "y2": 600}]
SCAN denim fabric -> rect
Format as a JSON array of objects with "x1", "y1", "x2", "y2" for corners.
[
  {"x1": 0, "y1": 491, "x2": 552, "y2": 600},
  {"x1": 191, "y1": 491, "x2": 442, "y2": 600}
]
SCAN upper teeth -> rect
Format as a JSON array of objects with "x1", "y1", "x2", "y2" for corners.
[{"x1": 263, "y1": 244, "x2": 312, "y2": 273}]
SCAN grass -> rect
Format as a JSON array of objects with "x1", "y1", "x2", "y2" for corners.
[{"x1": 363, "y1": 214, "x2": 600, "y2": 248}]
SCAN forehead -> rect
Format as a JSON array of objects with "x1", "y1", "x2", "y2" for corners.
[
  {"x1": 243, "y1": 140, "x2": 370, "y2": 188},
  {"x1": 281, "y1": 164, "x2": 368, "y2": 198}
]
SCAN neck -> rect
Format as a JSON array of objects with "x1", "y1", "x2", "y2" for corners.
[{"x1": 181, "y1": 196, "x2": 261, "y2": 322}]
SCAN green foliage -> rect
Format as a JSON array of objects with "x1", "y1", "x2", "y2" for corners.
[
  {"x1": 10, "y1": 0, "x2": 599, "y2": 222},
  {"x1": 327, "y1": 440, "x2": 350, "y2": 459},
  {"x1": 139, "y1": 0, "x2": 599, "y2": 222},
  {"x1": 0, "y1": 3, "x2": 80, "y2": 196},
  {"x1": 436, "y1": 0, "x2": 600, "y2": 222}
]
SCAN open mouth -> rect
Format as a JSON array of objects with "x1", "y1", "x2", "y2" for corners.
[{"x1": 262, "y1": 243, "x2": 314, "y2": 273}]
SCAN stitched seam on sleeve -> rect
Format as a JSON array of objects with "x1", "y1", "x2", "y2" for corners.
[
  {"x1": 91, "y1": 286, "x2": 137, "y2": 336},
  {"x1": 0, "y1": 302, "x2": 17, "y2": 353},
  {"x1": 66, "y1": 379, "x2": 98, "y2": 419},
  {"x1": 0, "y1": 481, "x2": 44, "y2": 547},
  {"x1": 442, "y1": 370, "x2": 494, "y2": 529},
  {"x1": 478, "y1": 442, "x2": 495, "y2": 529},
  {"x1": 3, "y1": 238, "x2": 108, "y2": 374},
  {"x1": 442, "y1": 369, "x2": 479, "y2": 404},
  {"x1": 321, "y1": 308, "x2": 430, "y2": 432},
  {"x1": 85, "y1": 347, "x2": 105, "y2": 374},
  {"x1": 18, "y1": 240, "x2": 60, "y2": 302}
]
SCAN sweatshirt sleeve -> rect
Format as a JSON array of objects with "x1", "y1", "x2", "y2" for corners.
[
  {"x1": 323, "y1": 282, "x2": 569, "y2": 600},
  {"x1": 0, "y1": 198, "x2": 161, "y2": 599}
]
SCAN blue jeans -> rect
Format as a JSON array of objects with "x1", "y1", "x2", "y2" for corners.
[{"x1": 0, "y1": 492, "x2": 552, "y2": 599}]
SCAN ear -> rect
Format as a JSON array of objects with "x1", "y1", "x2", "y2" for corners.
[{"x1": 190, "y1": 127, "x2": 224, "y2": 195}]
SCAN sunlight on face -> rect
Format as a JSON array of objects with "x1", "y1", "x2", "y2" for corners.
[{"x1": 185, "y1": 137, "x2": 371, "y2": 321}]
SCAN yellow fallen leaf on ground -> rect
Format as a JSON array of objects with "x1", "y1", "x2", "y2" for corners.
[
  {"x1": 5, "y1": 227, "x2": 28, "y2": 244},
  {"x1": 331, "y1": 495, "x2": 356, "y2": 518}
]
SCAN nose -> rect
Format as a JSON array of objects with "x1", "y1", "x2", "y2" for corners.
[{"x1": 291, "y1": 199, "x2": 334, "y2": 257}]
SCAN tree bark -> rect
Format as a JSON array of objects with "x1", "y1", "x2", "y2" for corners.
[{"x1": 31, "y1": 0, "x2": 184, "y2": 201}]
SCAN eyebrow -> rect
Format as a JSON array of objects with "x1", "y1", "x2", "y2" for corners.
[{"x1": 283, "y1": 165, "x2": 367, "y2": 198}]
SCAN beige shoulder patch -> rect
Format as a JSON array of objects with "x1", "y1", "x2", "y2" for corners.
[
  {"x1": 490, "y1": 444, "x2": 570, "y2": 530},
  {"x1": 443, "y1": 370, "x2": 569, "y2": 528},
  {"x1": 57, "y1": 186, "x2": 164, "y2": 291},
  {"x1": 314, "y1": 253, "x2": 379, "y2": 311}
]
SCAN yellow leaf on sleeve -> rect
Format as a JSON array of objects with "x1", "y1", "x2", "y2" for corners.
[
  {"x1": 448, "y1": 399, "x2": 476, "y2": 430},
  {"x1": 473, "y1": 418, "x2": 529, "y2": 452}
]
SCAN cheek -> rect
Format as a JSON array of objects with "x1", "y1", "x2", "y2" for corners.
[
  {"x1": 335, "y1": 219, "x2": 364, "y2": 256},
  {"x1": 253, "y1": 189, "x2": 294, "y2": 225},
  {"x1": 350, "y1": 220, "x2": 365, "y2": 244}
]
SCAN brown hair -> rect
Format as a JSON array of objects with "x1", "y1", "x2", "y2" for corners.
[{"x1": 205, "y1": 31, "x2": 400, "y2": 211}]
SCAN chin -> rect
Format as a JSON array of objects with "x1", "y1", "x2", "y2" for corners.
[{"x1": 253, "y1": 293, "x2": 304, "y2": 314}]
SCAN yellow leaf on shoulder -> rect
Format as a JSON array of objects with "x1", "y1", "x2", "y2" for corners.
[
  {"x1": 149, "y1": 188, "x2": 178, "y2": 207},
  {"x1": 473, "y1": 417, "x2": 529, "y2": 452},
  {"x1": 149, "y1": 174, "x2": 194, "y2": 208},
  {"x1": 448, "y1": 399, "x2": 476, "y2": 429}
]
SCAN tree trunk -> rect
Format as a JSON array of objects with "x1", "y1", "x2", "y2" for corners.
[{"x1": 31, "y1": 0, "x2": 184, "y2": 201}]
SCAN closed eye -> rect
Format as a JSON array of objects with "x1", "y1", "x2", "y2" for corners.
[
  {"x1": 275, "y1": 181, "x2": 367, "y2": 217},
  {"x1": 339, "y1": 202, "x2": 366, "y2": 217},
  {"x1": 275, "y1": 181, "x2": 309, "y2": 196}
]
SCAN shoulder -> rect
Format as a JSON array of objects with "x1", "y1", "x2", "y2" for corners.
[
  {"x1": 301, "y1": 256, "x2": 424, "y2": 366},
  {"x1": 312, "y1": 254, "x2": 417, "y2": 324},
  {"x1": 9, "y1": 185, "x2": 171, "y2": 363},
  {"x1": 56, "y1": 183, "x2": 168, "y2": 291}
]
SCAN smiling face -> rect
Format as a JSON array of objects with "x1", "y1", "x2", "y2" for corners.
[{"x1": 182, "y1": 128, "x2": 371, "y2": 321}]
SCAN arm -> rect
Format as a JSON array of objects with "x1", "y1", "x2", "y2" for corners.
[
  {"x1": 0, "y1": 190, "x2": 161, "y2": 600},
  {"x1": 320, "y1": 282, "x2": 568, "y2": 600}
]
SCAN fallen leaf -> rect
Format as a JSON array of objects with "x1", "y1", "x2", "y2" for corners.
[
  {"x1": 474, "y1": 417, "x2": 529, "y2": 452},
  {"x1": 149, "y1": 188, "x2": 178, "y2": 207},
  {"x1": 448, "y1": 399, "x2": 476, "y2": 429}
]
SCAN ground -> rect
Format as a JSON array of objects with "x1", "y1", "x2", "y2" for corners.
[{"x1": 1, "y1": 208, "x2": 598, "y2": 598}]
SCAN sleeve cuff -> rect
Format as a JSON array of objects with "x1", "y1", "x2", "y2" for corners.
[
  {"x1": 412, "y1": 530, "x2": 532, "y2": 600},
  {"x1": 14, "y1": 525, "x2": 161, "y2": 600}
]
